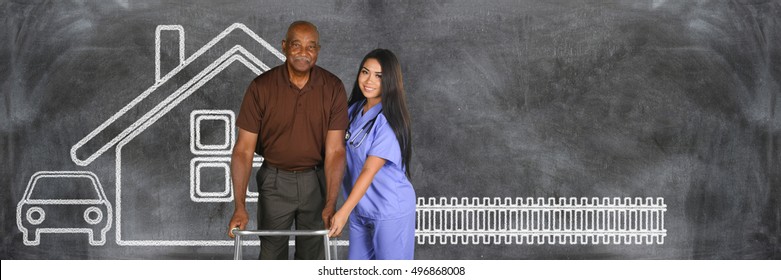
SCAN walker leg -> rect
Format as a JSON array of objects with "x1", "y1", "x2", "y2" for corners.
[
  {"x1": 323, "y1": 235, "x2": 331, "y2": 260},
  {"x1": 332, "y1": 238, "x2": 337, "y2": 259},
  {"x1": 234, "y1": 235, "x2": 242, "y2": 260}
]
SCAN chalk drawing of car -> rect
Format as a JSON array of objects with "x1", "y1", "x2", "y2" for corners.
[{"x1": 17, "y1": 171, "x2": 113, "y2": 246}]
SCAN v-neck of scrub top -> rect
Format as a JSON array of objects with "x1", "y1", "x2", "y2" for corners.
[{"x1": 349, "y1": 101, "x2": 382, "y2": 131}]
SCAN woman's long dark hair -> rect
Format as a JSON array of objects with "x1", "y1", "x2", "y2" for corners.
[{"x1": 348, "y1": 49, "x2": 412, "y2": 178}]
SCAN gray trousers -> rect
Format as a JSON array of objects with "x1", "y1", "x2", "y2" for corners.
[{"x1": 256, "y1": 165, "x2": 326, "y2": 260}]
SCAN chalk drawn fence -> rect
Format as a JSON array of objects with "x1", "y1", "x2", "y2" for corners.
[{"x1": 415, "y1": 197, "x2": 667, "y2": 245}]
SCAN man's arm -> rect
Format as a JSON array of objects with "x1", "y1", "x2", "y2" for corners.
[
  {"x1": 322, "y1": 129, "x2": 346, "y2": 229},
  {"x1": 228, "y1": 128, "x2": 258, "y2": 238}
]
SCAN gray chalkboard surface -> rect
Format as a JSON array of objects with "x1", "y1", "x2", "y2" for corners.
[{"x1": 2, "y1": 0, "x2": 779, "y2": 259}]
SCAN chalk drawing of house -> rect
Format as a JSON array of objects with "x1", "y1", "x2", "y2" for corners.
[{"x1": 70, "y1": 23, "x2": 282, "y2": 246}]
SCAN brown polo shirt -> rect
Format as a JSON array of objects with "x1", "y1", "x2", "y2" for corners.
[{"x1": 236, "y1": 64, "x2": 348, "y2": 171}]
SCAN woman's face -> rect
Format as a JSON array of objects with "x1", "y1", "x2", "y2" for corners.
[{"x1": 359, "y1": 58, "x2": 382, "y2": 101}]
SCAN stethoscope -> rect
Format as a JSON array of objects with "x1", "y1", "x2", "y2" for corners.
[{"x1": 345, "y1": 103, "x2": 381, "y2": 148}]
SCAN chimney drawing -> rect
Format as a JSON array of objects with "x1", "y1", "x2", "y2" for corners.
[{"x1": 155, "y1": 25, "x2": 185, "y2": 83}]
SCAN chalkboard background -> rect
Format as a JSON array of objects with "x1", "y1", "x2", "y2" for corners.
[{"x1": 2, "y1": 0, "x2": 779, "y2": 259}]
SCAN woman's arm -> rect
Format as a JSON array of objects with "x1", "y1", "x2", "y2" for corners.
[{"x1": 328, "y1": 155, "x2": 386, "y2": 237}]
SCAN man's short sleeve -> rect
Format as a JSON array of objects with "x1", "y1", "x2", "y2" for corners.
[
  {"x1": 328, "y1": 82, "x2": 348, "y2": 130},
  {"x1": 236, "y1": 79, "x2": 262, "y2": 133}
]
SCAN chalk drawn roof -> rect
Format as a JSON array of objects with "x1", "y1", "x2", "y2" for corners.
[{"x1": 71, "y1": 23, "x2": 284, "y2": 166}]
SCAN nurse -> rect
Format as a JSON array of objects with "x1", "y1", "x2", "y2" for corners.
[{"x1": 328, "y1": 49, "x2": 416, "y2": 260}]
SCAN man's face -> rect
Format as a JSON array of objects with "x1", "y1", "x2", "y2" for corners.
[{"x1": 282, "y1": 25, "x2": 320, "y2": 74}]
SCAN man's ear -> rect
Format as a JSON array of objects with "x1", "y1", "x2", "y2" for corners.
[{"x1": 281, "y1": 40, "x2": 287, "y2": 52}]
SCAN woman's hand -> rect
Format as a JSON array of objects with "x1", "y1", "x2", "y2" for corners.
[{"x1": 328, "y1": 209, "x2": 350, "y2": 237}]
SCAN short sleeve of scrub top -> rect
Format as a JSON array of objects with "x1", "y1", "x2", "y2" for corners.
[{"x1": 367, "y1": 117, "x2": 403, "y2": 169}]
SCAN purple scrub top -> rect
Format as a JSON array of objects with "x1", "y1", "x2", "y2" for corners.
[{"x1": 343, "y1": 102, "x2": 416, "y2": 220}]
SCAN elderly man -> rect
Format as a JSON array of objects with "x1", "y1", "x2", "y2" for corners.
[{"x1": 228, "y1": 21, "x2": 347, "y2": 260}]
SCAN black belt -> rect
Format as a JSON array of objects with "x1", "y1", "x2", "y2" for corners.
[{"x1": 262, "y1": 164, "x2": 322, "y2": 174}]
